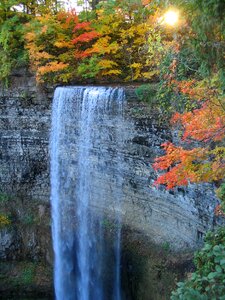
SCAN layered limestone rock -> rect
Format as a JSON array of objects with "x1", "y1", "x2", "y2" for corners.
[{"x1": 0, "y1": 70, "x2": 221, "y2": 262}]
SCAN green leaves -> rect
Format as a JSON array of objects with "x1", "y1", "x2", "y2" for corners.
[
  {"x1": 0, "y1": 12, "x2": 29, "y2": 85},
  {"x1": 77, "y1": 56, "x2": 102, "y2": 79},
  {"x1": 171, "y1": 227, "x2": 225, "y2": 300}
]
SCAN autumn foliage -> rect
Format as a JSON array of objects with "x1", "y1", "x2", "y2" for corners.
[
  {"x1": 1, "y1": 0, "x2": 225, "y2": 210},
  {"x1": 22, "y1": 0, "x2": 164, "y2": 83},
  {"x1": 153, "y1": 78, "x2": 225, "y2": 192}
]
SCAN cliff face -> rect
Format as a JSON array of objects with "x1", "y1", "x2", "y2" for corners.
[
  {"x1": 0, "y1": 70, "x2": 51, "y2": 202},
  {"x1": 0, "y1": 70, "x2": 220, "y2": 262},
  {"x1": 0, "y1": 70, "x2": 52, "y2": 263}
]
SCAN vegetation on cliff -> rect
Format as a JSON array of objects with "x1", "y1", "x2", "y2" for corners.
[
  {"x1": 0, "y1": 0, "x2": 224, "y2": 298},
  {"x1": 171, "y1": 227, "x2": 225, "y2": 300},
  {"x1": 150, "y1": 0, "x2": 225, "y2": 214}
]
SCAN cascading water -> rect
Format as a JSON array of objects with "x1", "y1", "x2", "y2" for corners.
[{"x1": 50, "y1": 86, "x2": 126, "y2": 300}]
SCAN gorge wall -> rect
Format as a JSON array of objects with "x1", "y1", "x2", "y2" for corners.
[
  {"x1": 0, "y1": 70, "x2": 221, "y2": 264},
  {"x1": 1, "y1": 70, "x2": 223, "y2": 299}
]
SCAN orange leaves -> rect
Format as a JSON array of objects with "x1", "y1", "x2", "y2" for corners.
[
  {"x1": 57, "y1": 9, "x2": 78, "y2": 26},
  {"x1": 25, "y1": 31, "x2": 36, "y2": 43},
  {"x1": 142, "y1": 0, "x2": 151, "y2": 5},
  {"x1": 153, "y1": 143, "x2": 209, "y2": 189},
  {"x1": 172, "y1": 100, "x2": 225, "y2": 143},
  {"x1": 214, "y1": 204, "x2": 225, "y2": 217},
  {"x1": 174, "y1": 79, "x2": 212, "y2": 101},
  {"x1": 41, "y1": 25, "x2": 48, "y2": 34},
  {"x1": 25, "y1": 10, "x2": 79, "y2": 83},
  {"x1": 37, "y1": 61, "x2": 69, "y2": 81},
  {"x1": 154, "y1": 76, "x2": 225, "y2": 190}
]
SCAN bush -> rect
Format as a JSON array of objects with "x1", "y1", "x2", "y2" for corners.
[{"x1": 171, "y1": 227, "x2": 225, "y2": 300}]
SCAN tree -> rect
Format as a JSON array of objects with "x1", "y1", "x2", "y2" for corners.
[
  {"x1": 152, "y1": 0, "x2": 225, "y2": 212},
  {"x1": 0, "y1": 1, "x2": 30, "y2": 84},
  {"x1": 0, "y1": 0, "x2": 64, "y2": 84},
  {"x1": 25, "y1": 9, "x2": 79, "y2": 83},
  {"x1": 153, "y1": 78, "x2": 225, "y2": 189},
  {"x1": 75, "y1": 0, "x2": 163, "y2": 81}
]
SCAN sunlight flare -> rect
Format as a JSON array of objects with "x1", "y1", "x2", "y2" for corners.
[{"x1": 163, "y1": 10, "x2": 179, "y2": 26}]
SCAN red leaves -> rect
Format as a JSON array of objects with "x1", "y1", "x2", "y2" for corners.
[
  {"x1": 72, "y1": 21, "x2": 101, "y2": 60},
  {"x1": 73, "y1": 22, "x2": 92, "y2": 31},
  {"x1": 72, "y1": 31, "x2": 100, "y2": 44},
  {"x1": 72, "y1": 21, "x2": 100, "y2": 45}
]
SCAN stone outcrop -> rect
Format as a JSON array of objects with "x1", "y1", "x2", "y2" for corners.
[{"x1": 0, "y1": 70, "x2": 222, "y2": 263}]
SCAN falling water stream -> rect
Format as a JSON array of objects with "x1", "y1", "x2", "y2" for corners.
[{"x1": 50, "y1": 86, "x2": 125, "y2": 300}]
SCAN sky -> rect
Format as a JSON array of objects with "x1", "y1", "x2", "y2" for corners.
[
  {"x1": 62, "y1": 0, "x2": 89, "y2": 12},
  {"x1": 13, "y1": 0, "x2": 88, "y2": 14}
]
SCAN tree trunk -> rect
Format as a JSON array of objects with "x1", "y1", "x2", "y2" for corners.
[{"x1": 89, "y1": 0, "x2": 100, "y2": 10}]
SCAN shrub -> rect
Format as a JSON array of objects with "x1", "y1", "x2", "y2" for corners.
[{"x1": 171, "y1": 227, "x2": 225, "y2": 300}]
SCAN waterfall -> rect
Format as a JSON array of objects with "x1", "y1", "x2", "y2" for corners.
[{"x1": 50, "y1": 86, "x2": 125, "y2": 300}]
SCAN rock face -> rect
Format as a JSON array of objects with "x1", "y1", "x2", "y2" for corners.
[
  {"x1": 0, "y1": 71, "x2": 221, "y2": 262},
  {"x1": 0, "y1": 70, "x2": 51, "y2": 202}
]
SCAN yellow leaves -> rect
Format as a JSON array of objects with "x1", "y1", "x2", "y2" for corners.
[
  {"x1": 0, "y1": 214, "x2": 10, "y2": 228},
  {"x1": 98, "y1": 24, "x2": 112, "y2": 35},
  {"x1": 98, "y1": 59, "x2": 118, "y2": 69},
  {"x1": 130, "y1": 63, "x2": 142, "y2": 69},
  {"x1": 96, "y1": 9, "x2": 104, "y2": 17},
  {"x1": 209, "y1": 147, "x2": 225, "y2": 181},
  {"x1": 58, "y1": 72, "x2": 73, "y2": 83},
  {"x1": 142, "y1": 70, "x2": 159, "y2": 79},
  {"x1": 85, "y1": 36, "x2": 119, "y2": 67},
  {"x1": 120, "y1": 23, "x2": 147, "y2": 42},
  {"x1": 98, "y1": 60, "x2": 121, "y2": 76},
  {"x1": 90, "y1": 36, "x2": 111, "y2": 54},
  {"x1": 102, "y1": 69, "x2": 121, "y2": 76},
  {"x1": 54, "y1": 40, "x2": 73, "y2": 49},
  {"x1": 37, "y1": 14, "x2": 52, "y2": 23}
]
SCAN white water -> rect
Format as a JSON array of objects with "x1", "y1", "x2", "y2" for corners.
[{"x1": 50, "y1": 86, "x2": 125, "y2": 300}]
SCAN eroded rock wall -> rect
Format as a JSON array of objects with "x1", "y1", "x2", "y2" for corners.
[
  {"x1": 0, "y1": 69, "x2": 52, "y2": 201},
  {"x1": 0, "y1": 71, "x2": 221, "y2": 263}
]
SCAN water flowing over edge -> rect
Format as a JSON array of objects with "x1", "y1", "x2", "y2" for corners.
[{"x1": 50, "y1": 86, "x2": 126, "y2": 300}]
